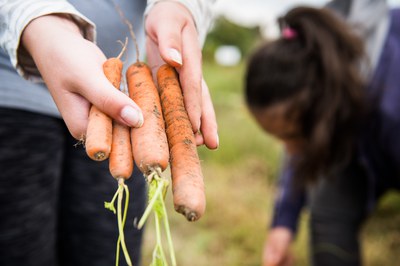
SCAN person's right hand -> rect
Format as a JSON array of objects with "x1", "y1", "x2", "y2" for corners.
[
  {"x1": 21, "y1": 14, "x2": 143, "y2": 140},
  {"x1": 262, "y1": 227, "x2": 294, "y2": 266},
  {"x1": 144, "y1": 1, "x2": 218, "y2": 150}
]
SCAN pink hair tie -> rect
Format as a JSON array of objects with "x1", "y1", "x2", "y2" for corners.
[{"x1": 282, "y1": 27, "x2": 297, "y2": 39}]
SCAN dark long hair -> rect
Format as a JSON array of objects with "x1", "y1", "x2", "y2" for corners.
[{"x1": 245, "y1": 6, "x2": 367, "y2": 184}]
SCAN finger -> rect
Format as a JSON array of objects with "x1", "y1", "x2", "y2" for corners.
[
  {"x1": 146, "y1": 36, "x2": 168, "y2": 83},
  {"x1": 263, "y1": 245, "x2": 279, "y2": 266},
  {"x1": 145, "y1": 1, "x2": 202, "y2": 132},
  {"x1": 199, "y1": 79, "x2": 219, "y2": 149},
  {"x1": 145, "y1": 2, "x2": 189, "y2": 67},
  {"x1": 282, "y1": 254, "x2": 293, "y2": 266},
  {"x1": 54, "y1": 91, "x2": 90, "y2": 140},
  {"x1": 78, "y1": 73, "x2": 144, "y2": 129},
  {"x1": 284, "y1": 254, "x2": 294, "y2": 266},
  {"x1": 195, "y1": 132, "x2": 205, "y2": 146},
  {"x1": 150, "y1": 23, "x2": 183, "y2": 68},
  {"x1": 147, "y1": 26, "x2": 202, "y2": 133},
  {"x1": 179, "y1": 24, "x2": 202, "y2": 133}
]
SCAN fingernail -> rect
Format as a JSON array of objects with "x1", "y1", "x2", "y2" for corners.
[
  {"x1": 121, "y1": 106, "x2": 143, "y2": 127},
  {"x1": 169, "y1": 48, "x2": 182, "y2": 65}
]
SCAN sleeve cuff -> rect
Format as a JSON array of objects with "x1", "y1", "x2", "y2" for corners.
[
  {"x1": 0, "y1": 0, "x2": 95, "y2": 81},
  {"x1": 270, "y1": 211, "x2": 300, "y2": 234}
]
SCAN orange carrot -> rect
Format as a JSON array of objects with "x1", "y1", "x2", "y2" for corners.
[
  {"x1": 114, "y1": 0, "x2": 167, "y2": 175},
  {"x1": 105, "y1": 57, "x2": 133, "y2": 179},
  {"x1": 109, "y1": 121, "x2": 133, "y2": 179},
  {"x1": 103, "y1": 57, "x2": 124, "y2": 88},
  {"x1": 85, "y1": 58, "x2": 123, "y2": 161},
  {"x1": 157, "y1": 64, "x2": 205, "y2": 222},
  {"x1": 126, "y1": 62, "x2": 169, "y2": 175},
  {"x1": 99, "y1": 54, "x2": 134, "y2": 266}
]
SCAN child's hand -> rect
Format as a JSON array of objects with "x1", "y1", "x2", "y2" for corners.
[
  {"x1": 262, "y1": 227, "x2": 294, "y2": 266},
  {"x1": 145, "y1": 1, "x2": 218, "y2": 150}
]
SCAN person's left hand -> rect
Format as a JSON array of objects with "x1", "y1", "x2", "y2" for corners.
[
  {"x1": 145, "y1": 1, "x2": 219, "y2": 150},
  {"x1": 262, "y1": 227, "x2": 294, "y2": 266}
]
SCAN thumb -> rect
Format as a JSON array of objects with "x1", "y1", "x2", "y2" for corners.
[{"x1": 79, "y1": 74, "x2": 144, "y2": 128}]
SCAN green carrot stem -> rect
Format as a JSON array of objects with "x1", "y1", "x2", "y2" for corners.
[
  {"x1": 137, "y1": 174, "x2": 164, "y2": 229},
  {"x1": 116, "y1": 183, "x2": 130, "y2": 266},
  {"x1": 147, "y1": 170, "x2": 157, "y2": 183},
  {"x1": 117, "y1": 180, "x2": 132, "y2": 266},
  {"x1": 122, "y1": 183, "x2": 130, "y2": 225},
  {"x1": 154, "y1": 212, "x2": 168, "y2": 265},
  {"x1": 115, "y1": 240, "x2": 121, "y2": 266},
  {"x1": 159, "y1": 182, "x2": 176, "y2": 266},
  {"x1": 105, "y1": 188, "x2": 120, "y2": 214}
]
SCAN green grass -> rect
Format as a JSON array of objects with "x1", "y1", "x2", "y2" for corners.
[{"x1": 140, "y1": 60, "x2": 400, "y2": 265}]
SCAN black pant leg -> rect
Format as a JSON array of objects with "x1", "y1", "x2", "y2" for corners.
[
  {"x1": 308, "y1": 163, "x2": 369, "y2": 266},
  {"x1": 58, "y1": 133, "x2": 147, "y2": 266},
  {"x1": 0, "y1": 108, "x2": 65, "y2": 266}
]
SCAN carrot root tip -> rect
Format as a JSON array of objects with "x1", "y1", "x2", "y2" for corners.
[
  {"x1": 175, "y1": 206, "x2": 199, "y2": 222},
  {"x1": 94, "y1": 151, "x2": 107, "y2": 161}
]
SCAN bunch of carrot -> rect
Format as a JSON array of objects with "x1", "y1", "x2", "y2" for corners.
[
  {"x1": 83, "y1": 3, "x2": 207, "y2": 265},
  {"x1": 83, "y1": 39, "x2": 206, "y2": 265}
]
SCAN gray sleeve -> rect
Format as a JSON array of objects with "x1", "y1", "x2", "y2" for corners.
[{"x1": 325, "y1": 0, "x2": 352, "y2": 18}]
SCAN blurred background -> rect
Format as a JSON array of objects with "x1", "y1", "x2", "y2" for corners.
[{"x1": 142, "y1": 1, "x2": 400, "y2": 265}]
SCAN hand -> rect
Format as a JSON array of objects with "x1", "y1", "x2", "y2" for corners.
[
  {"x1": 262, "y1": 227, "x2": 294, "y2": 266},
  {"x1": 21, "y1": 14, "x2": 143, "y2": 140},
  {"x1": 145, "y1": 1, "x2": 219, "y2": 149}
]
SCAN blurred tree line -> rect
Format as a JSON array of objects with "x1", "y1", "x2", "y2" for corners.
[{"x1": 203, "y1": 16, "x2": 263, "y2": 62}]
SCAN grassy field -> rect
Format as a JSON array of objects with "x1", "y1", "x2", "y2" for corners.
[{"x1": 141, "y1": 60, "x2": 400, "y2": 266}]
